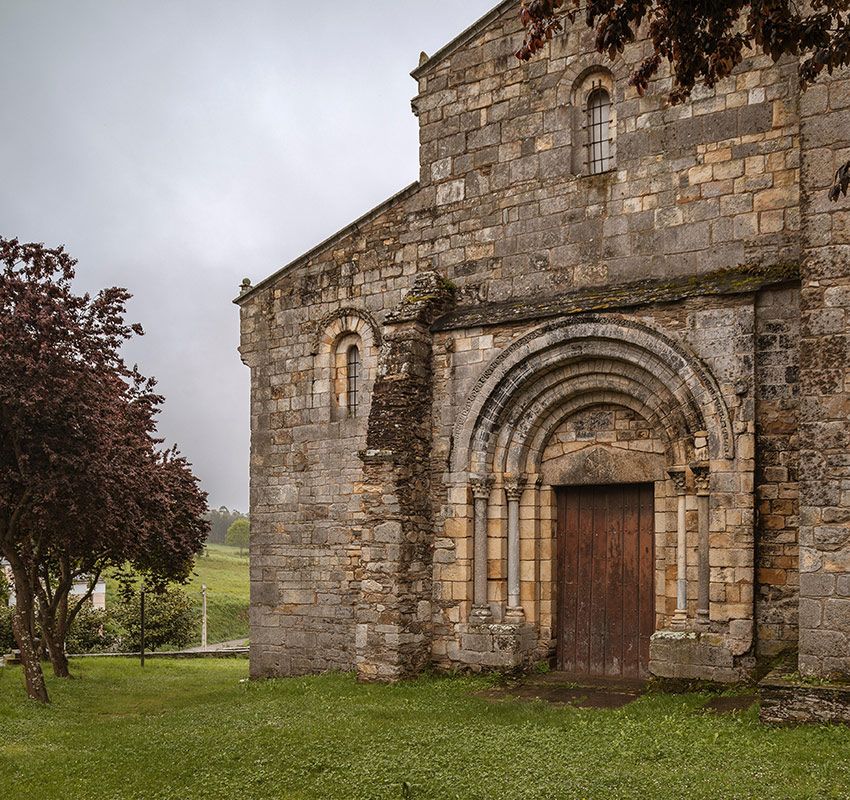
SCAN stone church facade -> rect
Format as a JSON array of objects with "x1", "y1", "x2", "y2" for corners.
[{"x1": 237, "y1": 2, "x2": 850, "y2": 688}]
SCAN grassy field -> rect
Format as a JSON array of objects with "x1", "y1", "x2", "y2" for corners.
[
  {"x1": 187, "y1": 544, "x2": 249, "y2": 644},
  {"x1": 1, "y1": 659, "x2": 849, "y2": 800}
]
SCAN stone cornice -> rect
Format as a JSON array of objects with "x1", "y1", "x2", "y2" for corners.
[{"x1": 432, "y1": 262, "x2": 800, "y2": 332}]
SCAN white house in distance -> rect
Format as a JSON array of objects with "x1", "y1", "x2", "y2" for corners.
[{"x1": 1, "y1": 560, "x2": 106, "y2": 610}]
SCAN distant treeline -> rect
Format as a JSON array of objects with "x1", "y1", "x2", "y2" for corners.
[{"x1": 206, "y1": 507, "x2": 248, "y2": 545}]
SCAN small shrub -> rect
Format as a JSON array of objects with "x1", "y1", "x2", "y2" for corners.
[
  {"x1": 66, "y1": 604, "x2": 121, "y2": 654},
  {"x1": 111, "y1": 586, "x2": 198, "y2": 651}
]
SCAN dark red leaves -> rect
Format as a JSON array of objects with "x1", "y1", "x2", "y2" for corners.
[
  {"x1": 0, "y1": 239, "x2": 209, "y2": 697},
  {"x1": 516, "y1": 0, "x2": 569, "y2": 61},
  {"x1": 516, "y1": 1, "x2": 850, "y2": 104}
]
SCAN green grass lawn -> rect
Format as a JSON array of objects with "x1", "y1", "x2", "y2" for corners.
[{"x1": 1, "y1": 659, "x2": 849, "y2": 800}]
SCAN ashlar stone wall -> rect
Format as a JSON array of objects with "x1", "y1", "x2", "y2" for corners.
[
  {"x1": 239, "y1": 192, "x2": 418, "y2": 677},
  {"x1": 410, "y1": 3, "x2": 801, "y2": 300},
  {"x1": 755, "y1": 286, "x2": 801, "y2": 656},
  {"x1": 798, "y1": 67, "x2": 850, "y2": 678}
]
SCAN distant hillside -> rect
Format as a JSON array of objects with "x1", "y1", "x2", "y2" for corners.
[{"x1": 188, "y1": 544, "x2": 250, "y2": 644}]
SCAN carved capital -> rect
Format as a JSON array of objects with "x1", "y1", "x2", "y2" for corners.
[
  {"x1": 470, "y1": 475, "x2": 494, "y2": 501},
  {"x1": 691, "y1": 462, "x2": 710, "y2": 496},
  {"x1": 503, "y1": 474, "x2": 527, "y2": 501},
  {"x1": 693, "y1": 430, "x2": 710, "y2": 462},
  {"x1": 667, "y1": 466, "x2": 687, "y2": 495}
]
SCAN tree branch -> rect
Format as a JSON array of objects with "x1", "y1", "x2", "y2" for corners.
[
  {"x1": 66, "y1": 567, "x2": 103, "y2": 632},
  {"x1": 831, "y1": 160, "x2": 850, "y2": 202}
]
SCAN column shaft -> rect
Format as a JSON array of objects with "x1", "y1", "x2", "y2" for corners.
[
  {"x1": 505, "y1": 475, "x2": 526, "y2": 621},
  {"x1": 697, "y1": 493, "x2": 710, "y2": 625},
  {"x1": 470, "y1": 476, "x2": 493, "y2": 620},
  {"x1": 676, "y1": 493, "x2": 687, "y2": 616},
  {"x1": 669, "y1": 467, "x2": 688, "y2": 628},
  {"x1": 507, "y1": 497, "x2": 520, "y2": 608},
  {"x1": 693, "y1": 463, "x2": 711, "y2": 627}
]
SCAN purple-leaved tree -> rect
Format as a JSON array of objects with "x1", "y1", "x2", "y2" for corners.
[{"x1": 0, "y1": 239, "x2": 209, "y2": 702}]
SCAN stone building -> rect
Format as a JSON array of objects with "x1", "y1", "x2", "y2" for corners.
[{"x1": 237, "y1": 1, "x2": 850, "y2": 689}]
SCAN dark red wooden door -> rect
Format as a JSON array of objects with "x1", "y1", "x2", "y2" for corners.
[{"x1": 556, "y1": 484, "x2": 655, "y2": 679}]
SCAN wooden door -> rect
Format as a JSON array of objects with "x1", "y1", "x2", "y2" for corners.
[{"x1": 556, "y1": 484, "x2": 655, "y2": 679}]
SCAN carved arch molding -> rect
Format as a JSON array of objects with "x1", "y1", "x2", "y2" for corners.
[
  {"x1": 311, "y1": 307, "x2": 382, "y2": 356},
  {"x1": 451, "y1": 314, "x2": 735, "y2": 476}
]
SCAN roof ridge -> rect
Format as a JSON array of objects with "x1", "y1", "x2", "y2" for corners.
[
  {"x1": 234, "y1": 182, "x2": 419, "y2": 305},
  {"x1": 411, "y1": 0, "x2": 517, "y2": 80}
]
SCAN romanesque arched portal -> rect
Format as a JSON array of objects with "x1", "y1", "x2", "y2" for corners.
[{"x1": 443, "y1": 314, "x2": 749, "y2": 679}]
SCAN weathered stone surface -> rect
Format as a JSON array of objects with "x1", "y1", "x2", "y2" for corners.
[
  {"x1": 760, "y1": 669, "x2": 850, "y2": 726},
  {"x1": 649, "y1": 630, "x2": 750, "y2": 683}
]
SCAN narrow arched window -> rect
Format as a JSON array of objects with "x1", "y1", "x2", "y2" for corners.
[
  {"x1": 346, "y1": 345, "x2": 361, "y2": 418},
  {"x1": 587, "y1": 87, "x2": 612, "y2": 174}
]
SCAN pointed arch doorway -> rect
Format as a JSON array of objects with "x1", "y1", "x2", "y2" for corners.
[{"x1": 555, "y1": 483, "x2": 655, "y2": 679}]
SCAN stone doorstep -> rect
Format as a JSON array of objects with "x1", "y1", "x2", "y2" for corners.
[
  {"x1": 531, "y1": 670, "x2": 648, "y2": 694},
  {"x1": 478, "y1": 670, "x2": 647, "y2": 709},
  {"x1": 759, "y1": 668, "x2": 850, "y2": 726}
]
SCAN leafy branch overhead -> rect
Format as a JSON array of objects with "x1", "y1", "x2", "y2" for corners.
[{"x1": 517, "y1": 0, "x2": 850, "y2": 200}]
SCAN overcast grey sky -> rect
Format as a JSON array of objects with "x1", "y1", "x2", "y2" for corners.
[{"x1": 0, "y1": 0, "x2": 497, "y2": 511}]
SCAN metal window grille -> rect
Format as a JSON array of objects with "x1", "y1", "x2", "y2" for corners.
[
  {"x1": 587, "y1": 87, "x2": 612, "y2": 175},
  {"x1": 346, "y1": 345, "x2": 360, "y2": 417}
]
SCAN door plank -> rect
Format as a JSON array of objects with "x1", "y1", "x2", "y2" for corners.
[
  {"x1": 638, "y1": 484, "x2": 656, "y2": 676},
  {"x1": 621, "y1": 485, "x2": 641, "y2": 678},
  {"x1": 560, "y1": 490, "x2": 580, "y2": 672},
  {"x1": 605, "y1": 485, "x2": 625, "y2": 677},
  {"x1": 574, "y1": 487, "x2": 594, "y2": 675},
  {"x1": 589, "y1": 487, "x2": 608, "y2": 675}
]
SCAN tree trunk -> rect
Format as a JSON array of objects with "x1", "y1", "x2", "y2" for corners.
[
  {"x1": 10, "y1": 588, "x2": 49, "y2": 703},
  {"x1": 40, "y1": 588, "x2": 71, "y2": 679},
  {"x1": 44, "y1": 626, "x2": 70, "y2": 678},
  {"x1": 40, "y1": 571, "x2": 93, "y2": 679}
]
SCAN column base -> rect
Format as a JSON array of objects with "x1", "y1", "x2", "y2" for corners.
[
  {"x1": 470, "y1": 605, "x2": 493, "y2": 623},
  {"x1": 671, "y1": 610, "x2": 689, "y2": 630},
  {"x1": 457, "y1": 621, "x2": 537, "y2": 671},
  {"x1": 505, "y1": 606, "x2": 526, "y2": 624},
  {"x1": 649, "y1": 630, "x2": 751, "y2": 683}
]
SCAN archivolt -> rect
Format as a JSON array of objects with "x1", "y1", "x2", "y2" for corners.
[
  {"x1": 452, "y1": 314, "x2": 735, "y2": 475},
  {"x1": 311, "y1": 307, "x2": 382, "y2": 356}
]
